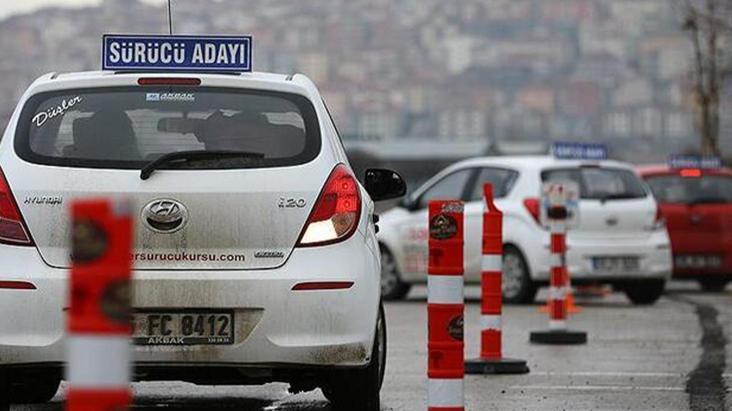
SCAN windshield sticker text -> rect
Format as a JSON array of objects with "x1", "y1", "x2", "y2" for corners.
[
  {"x1": 32, "y1": 96, "x2": 82, "y2": 128},
  {"x1": 146, "y1": 92, "x2": 195, "y2": 102}
]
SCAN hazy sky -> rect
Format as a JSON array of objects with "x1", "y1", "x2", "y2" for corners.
[{"x1": 0, "y1": 0, "x2": 164, "y2": 19}]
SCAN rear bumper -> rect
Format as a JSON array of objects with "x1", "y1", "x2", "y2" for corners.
[
  {"x1": 0, "y1": 234, "x2": 380, "y2": 370},
  {"x1": 530, "y1": 230, "x2": 672, "y2": 282}
]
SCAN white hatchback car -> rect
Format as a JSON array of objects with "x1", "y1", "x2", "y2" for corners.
[
  {"x1": 378, "y1": 155, "x2": 672, "y2": 304},
  {"x1": 0, "y1": 70, "x2": 405, "y2": 410}
]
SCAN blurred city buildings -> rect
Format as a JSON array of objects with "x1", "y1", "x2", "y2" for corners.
[{"x1": 0, "y1": 0, "x2": 729, "y2": 166}]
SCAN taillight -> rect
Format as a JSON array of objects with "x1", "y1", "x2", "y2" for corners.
[
  {"x1": 523, "y1": 198, "x2": 541, "y2": 225},
  {"x1": 297, "y1": 164, "x2": 361, "y2": 247},
  {"x1": 0, "y1": 169, "x2": 33, "y2": 245},
  {"x1": 680, "y1": 168, "x2": 702, "y2": 178},
  {"x1": 137, "y1": 77, "x2": 201, "y2": 86}
]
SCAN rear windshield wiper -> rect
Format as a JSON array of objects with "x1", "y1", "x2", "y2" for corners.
[
  {"x1": 596, "y1": 193, "x2": 641, "y2": 203},
  {"x1": 688, "y1": 197, "x2": 729, "y2": 205},
  {"x1": 140, "y1": 150, "x2": 265, "y2": 180}
]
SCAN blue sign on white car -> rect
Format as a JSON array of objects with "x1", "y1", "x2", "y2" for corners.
[
  {"x1": 552, "y1": 142, "x2": 608, "y2": 160},
  {"x1": 102, "y1": 34, "x2": 252, "y2": 72}
]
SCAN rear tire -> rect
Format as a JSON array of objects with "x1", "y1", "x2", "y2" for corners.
[
  {"x1": 502, "y1": 246, "x2": 537, "y2": 304},
  {"x1": 625, "y1": 279, "x2": 665, "y2": 305},
  {"x1": 379, "y1": 245, "x2": 411, "y2": 301},
  {"x1": 698, "y1": 278, "x2": 729, "y2": 292},
  {"x1": 323, "y1": 303, "x2": 385, "y2": 411},
  {"x1": 0, "y1": 373, "x2": 60, "y2": 404}
]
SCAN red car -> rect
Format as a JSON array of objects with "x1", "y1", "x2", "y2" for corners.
[{"x1": 638, "y1": 164, "x2": 732, "y2": 291}]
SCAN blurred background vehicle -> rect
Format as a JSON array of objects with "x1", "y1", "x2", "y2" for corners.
[
  {"x1": 639, "y1": 164, "x2": 732, "y2": 292},
  {"x1": 378, "y1": 154, "x2": 672, "y2": 304}
]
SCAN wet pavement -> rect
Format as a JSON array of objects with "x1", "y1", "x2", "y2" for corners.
[{"x1": 15, "y1": 282, "x2": 732, "y2": 410}]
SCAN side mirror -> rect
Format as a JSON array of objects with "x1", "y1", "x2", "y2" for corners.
[{"x1": 364, "y1": 168, "x2": 407, "y2": 202}]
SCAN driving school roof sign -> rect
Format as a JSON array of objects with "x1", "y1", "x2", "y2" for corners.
[
  {"x1": 102, "y1": 35, "x2": 252, "y2": 72},
  {"x1": 668, "y1": 155, "x2": 722, "y2": 169},
  {"x1": 552, "y1": 142, "x2": 608, "y2": 160}
]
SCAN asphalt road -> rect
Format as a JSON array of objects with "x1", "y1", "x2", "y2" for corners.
[{"x1": 14, "y1": 281, "x2": 732, "y2": 411}]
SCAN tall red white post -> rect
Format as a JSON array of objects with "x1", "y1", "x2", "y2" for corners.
[
  {"x1": 427, "y1": 200, "x2": 464, "y2": 411},
  {"x1": 465, "y1": 184, "x2": 529, "y2": 374},
  {"x1": 530, "y1": 183, "x2": 587, "y2": 345},
  {"x1": 66, "y1": 199, "x2": 134, "y2": 411}
]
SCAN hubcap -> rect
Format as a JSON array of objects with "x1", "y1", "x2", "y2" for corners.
[
  {"x1": 502, "y1": 253, "x2": 525, "y2": 299},
  {"x1": 380, "y1": 249, "x2": 399, "y2": 295}
]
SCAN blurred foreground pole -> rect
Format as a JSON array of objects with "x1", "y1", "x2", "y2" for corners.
[
  {"x1": 465, "y1": 184, "x2": 528, "y2": 374},
  {"x1": 66, "y1": 199, "x2": 133, "y2": 411},
  {"x1": 530, "y1": 190, "x2": 586, "y2": 345},
  {"x1": 427, "y1": 200, "x2": 464, "y2": 411}
]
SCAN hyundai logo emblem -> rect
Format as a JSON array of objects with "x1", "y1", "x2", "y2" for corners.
[{"x1": 142, "y1": 199, "x2": 188, "y2": 233}]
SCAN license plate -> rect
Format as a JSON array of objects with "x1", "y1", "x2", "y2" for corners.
[
  {"x1": 592, "y1": 256, "x2": 640, "y2": 273},
  {"x1": 675, "y1": 255, "x2": 723, "y2": 268},
  {"x1": 133, "y1": 311, "x2": 234, "y2": 346}
]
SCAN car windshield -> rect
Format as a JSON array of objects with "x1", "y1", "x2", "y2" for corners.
[
  {"x1": 542, "y1": 167, "x2": 647, "y2": 200},
  {"x1": 645, "y1": 174, "x2": 732, "y2": 204},
  {"x1": 15, "y1": 86, "x2": 321, "y2": 169}
]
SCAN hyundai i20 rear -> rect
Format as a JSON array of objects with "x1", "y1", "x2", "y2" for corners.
[
  {"x1": 0, "y1": 71, "x2": 401, "y2": 410},
  {"x1": 640, "y1": 166, "x2": 732, "y2": 291}
]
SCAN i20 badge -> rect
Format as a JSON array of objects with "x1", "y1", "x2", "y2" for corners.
[{"x1": 142, "y1": 199, "x2": 188, "y2": 233}]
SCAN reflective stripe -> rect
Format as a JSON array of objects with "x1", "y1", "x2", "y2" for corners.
[
  {"x1": 481, "y1": 314, "x2": 501, "y2": 331},
  {"x1": 549, "y1": 286, "x2": 568, "y2": 300},
  {"x1": 428, "y1": 275, "x2": 464, "y2": 304},
  {"x1": 428, "y1": 378, "x2": 464, "y2": 408},
  {"x1": 481, "y1": 255, "x2": 502, "y2": 272},
  {"x1": 550, "y1": 319, "x2": 567, "y2": 330},
  {"x1": 549, "y1": 253, "x2": 562, "y2": 268},
  {"x1": 549, "y1": 221, "x2": 565, "y2": 234},
  {"x1": 67, "y1": 335, "x2": 130, "y2": 388}
]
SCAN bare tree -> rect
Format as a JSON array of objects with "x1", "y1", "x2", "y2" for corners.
[{"x1": 681, "y1": 0, "x2": 732, "y2": 155}]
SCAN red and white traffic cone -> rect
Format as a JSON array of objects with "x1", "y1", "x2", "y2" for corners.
[
  {"x1": 530, "y1": 216, "x2": 587, "y2": 345},
  {"x1": 66, "y1": 199, "x2": 134, "y2": 411},
  {"x1": 465, "y1": 184, "x2": 529, "y2": 374},
  {"x1": 427, "y1": 200, "x2": 464, "y2": 411}
]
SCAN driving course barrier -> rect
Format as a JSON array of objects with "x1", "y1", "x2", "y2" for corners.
[
  {"x1": 529, "y1": 207, "x2": 587, "y2": 345},
  {"x1": 427, "y1": 199, "x2": 465, "y2": 411},
  {"x1": 465, "y1": 184, "x2": 529, "y2": 374},
  {"x1": 67, "y1": 199, "x2": 134, "y2": 411}
]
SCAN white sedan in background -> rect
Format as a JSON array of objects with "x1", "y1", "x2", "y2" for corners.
[{"x1": 378, "y1": 155, "x2": 672, "y2": 304}]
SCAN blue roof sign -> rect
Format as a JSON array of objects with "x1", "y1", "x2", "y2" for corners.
[
  {"x1": 552, "y1": 142, "x2": 608, "y2": 160},
  {"x1": 668, "y1": 155, "x2": 722, "y2": 169},
  {"x1": 102, "y1": 34, "x2": 252, "y2": 72}
]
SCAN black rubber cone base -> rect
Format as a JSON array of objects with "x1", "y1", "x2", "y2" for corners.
[
  {"x1": 530, "y1": 329, "x2": 587, "y2": 345},
  {"x1": 465, "y1": 357, "x2": 530, "y2": 374}
]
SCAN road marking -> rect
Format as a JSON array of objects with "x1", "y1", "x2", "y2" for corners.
[
  {"x1": 511, "y1": 385, "x2": 685, "y2": 392},
  {"x1": 529, "y1": 371, "x2": 683, "y2": 378}
]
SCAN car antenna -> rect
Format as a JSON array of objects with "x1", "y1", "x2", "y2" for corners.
[{"x1": 167, "y1": 0, "x2": 174, "y2": 35}]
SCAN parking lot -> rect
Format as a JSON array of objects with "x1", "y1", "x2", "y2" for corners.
[{"x1": 13, "y1": 281, "x2": 728, "y2": 411}]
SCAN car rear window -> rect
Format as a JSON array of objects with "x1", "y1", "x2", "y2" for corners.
[
  {"x1": 15, "y1": 86, "x2": 321, "y2": 169},
  {"x1": 468, "y1": 167, "x2": 519, "y2": 201},
  {"x1": 645, "y1": 174, "x2": 732, "y2": 204},
  {"x1": 542, "y1": 167, "x2": 647, "y2": 200}
]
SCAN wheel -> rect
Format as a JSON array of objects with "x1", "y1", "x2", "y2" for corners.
[
  {"x1": 0, "y1": 373, "x2": 60, "y2": 404},
  {"x1": 379, "y1": 245, "x2": 411, "y2": 301},
  {"x1": 625, "y1": 279, "x2": 666, "y2": 305},
  {"x1": 502, "y1": 246, "x2": 537, "y2": 304},
  {"x1": 698, "y1": 278, "x2": 729, "y2": 292},
  {"x1": 323, "y1": 303, "x2": 386, "y2": 411}
]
